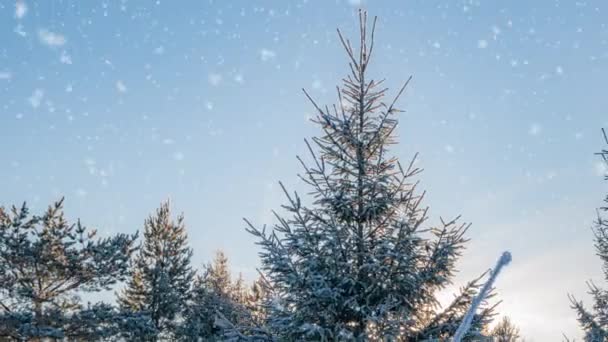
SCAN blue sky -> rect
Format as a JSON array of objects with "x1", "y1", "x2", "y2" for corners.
[{"x1": 1, "y1": 0, "x2": 608, "y2": 340}]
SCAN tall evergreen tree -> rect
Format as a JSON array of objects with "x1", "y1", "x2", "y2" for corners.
[
  {"x1": 118, "y1": 200, "x2": 194, "y2": 340},
  {"x1": 0, "y1": 198, "x2": 139, "y2": 340},
  {"x1": 570, "y1": 129, "x2": 608, "y2": 341},
  {"x1": 245, "y1": 10, "x2": 494, "y2": 341}
]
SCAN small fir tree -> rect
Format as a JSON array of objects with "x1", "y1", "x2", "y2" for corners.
[
  {"x1": 491, "y1": 316, "x2": 521, "y2": 342},
  {"x1": 117, "y1": 200, "x2": 194, "y2": 340},
  {"x1": 205, "y1": 251, "x2": 233, "y2": 296}
]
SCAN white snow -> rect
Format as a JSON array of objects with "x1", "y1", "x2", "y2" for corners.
[
  {"x1": 208, "y1": 73, "x2": 222, "y2": 86},
  {"x1": 528, "y1": 123, "x2": 542, "y2": 136},
  {"x1": 38, "y1": 29, "x2": 67, "y2": 47},
  {"x1": 259, "y1": 49, "x2": 276, "y2": 62},
  {"x1": 15, "y1": 1, "x2": 27, "y2": 19},
  {"x1": 60, "y1": 51, "x2": 73, "y2": 65},
  {"x1": 595, "y1": 161, "x2": 608, "y2": 177},
  {"x1": 28, "y1": 89, "x2": 44, "y2": 108},
  {"x1": 116, "y1": 80, "x2": 127, "y2": 93},
  {"x1": 154, "y1": 46, "x2": 165, "y2": 55},
  {"x1": 14, "y1": 24, "x2": 26, "y2": 37},
  {"x1": 173, "y1": 151, "x2": 184, "y2": 161},
  {"x1": 75, "y1": 188, "x2": 88, "y2": 197}
]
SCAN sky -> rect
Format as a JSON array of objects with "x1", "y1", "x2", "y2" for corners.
[{"x1": 1, "y1": 0, "x2": 608, "y2": 340}]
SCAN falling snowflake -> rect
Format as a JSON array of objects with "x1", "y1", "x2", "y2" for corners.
[
  {"x1": 28, "y1": 89, "x2": 44, "y2": 108},
  {"x1": 38, "y1": 29, "x2": 66, "y2": 47},
  {"x1": 15, "y1": 1, "x2": 27, "y2": 19},
  {"x1": 595, "y1": 161, "x2": 608, "y2": 177},
  {"x1": 528, "y1": 123, "x2": 542, "y2": 136},
  {"x1": 116, "y1": 80, "x2": 127, "y2": 93},
  {"x1": 173, "y1": 151, "x2": 185, "y2": 161},
  {"x1": 75, "y1": 188, "x2": 88, "y2": 197},
  {"x1": 259, "y1": 49, "x2": 276, "y2": 62},
  {"x1": 208, "y1": 73, "x2": 222, "y2": 86},
  {"x1": 154, "y1": 46, "x2": 165, "y2": 55},
  {"x1": 60, "y1": 51, "x2": 73, "y2": 65}
]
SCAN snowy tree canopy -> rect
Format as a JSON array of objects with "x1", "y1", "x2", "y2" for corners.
[{"x1": 0, "y1": 198, "x2": 138, "y2": 340}]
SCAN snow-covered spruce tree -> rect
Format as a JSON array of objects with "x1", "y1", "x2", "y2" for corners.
[
  {"x1": 0, "y1": 198, "x2": 138, "y2": 340},
  {"x1": 570, "y1": 129, "x2": 608, "y2": 341},
  {"x1": 117, "y1": 200, "x2": 194, "y2": 340},
  {"x1": 245, "y1": 11, "x2": 495, "y2": 341}
]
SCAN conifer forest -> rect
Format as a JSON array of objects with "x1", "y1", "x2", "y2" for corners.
[{"x1": 1, "y1": 1, "x2": 607, "y2": 341}]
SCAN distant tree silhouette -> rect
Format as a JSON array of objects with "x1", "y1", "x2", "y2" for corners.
[{"x1": 491, "y1": 316, "x2": 521, "y2": 342}]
